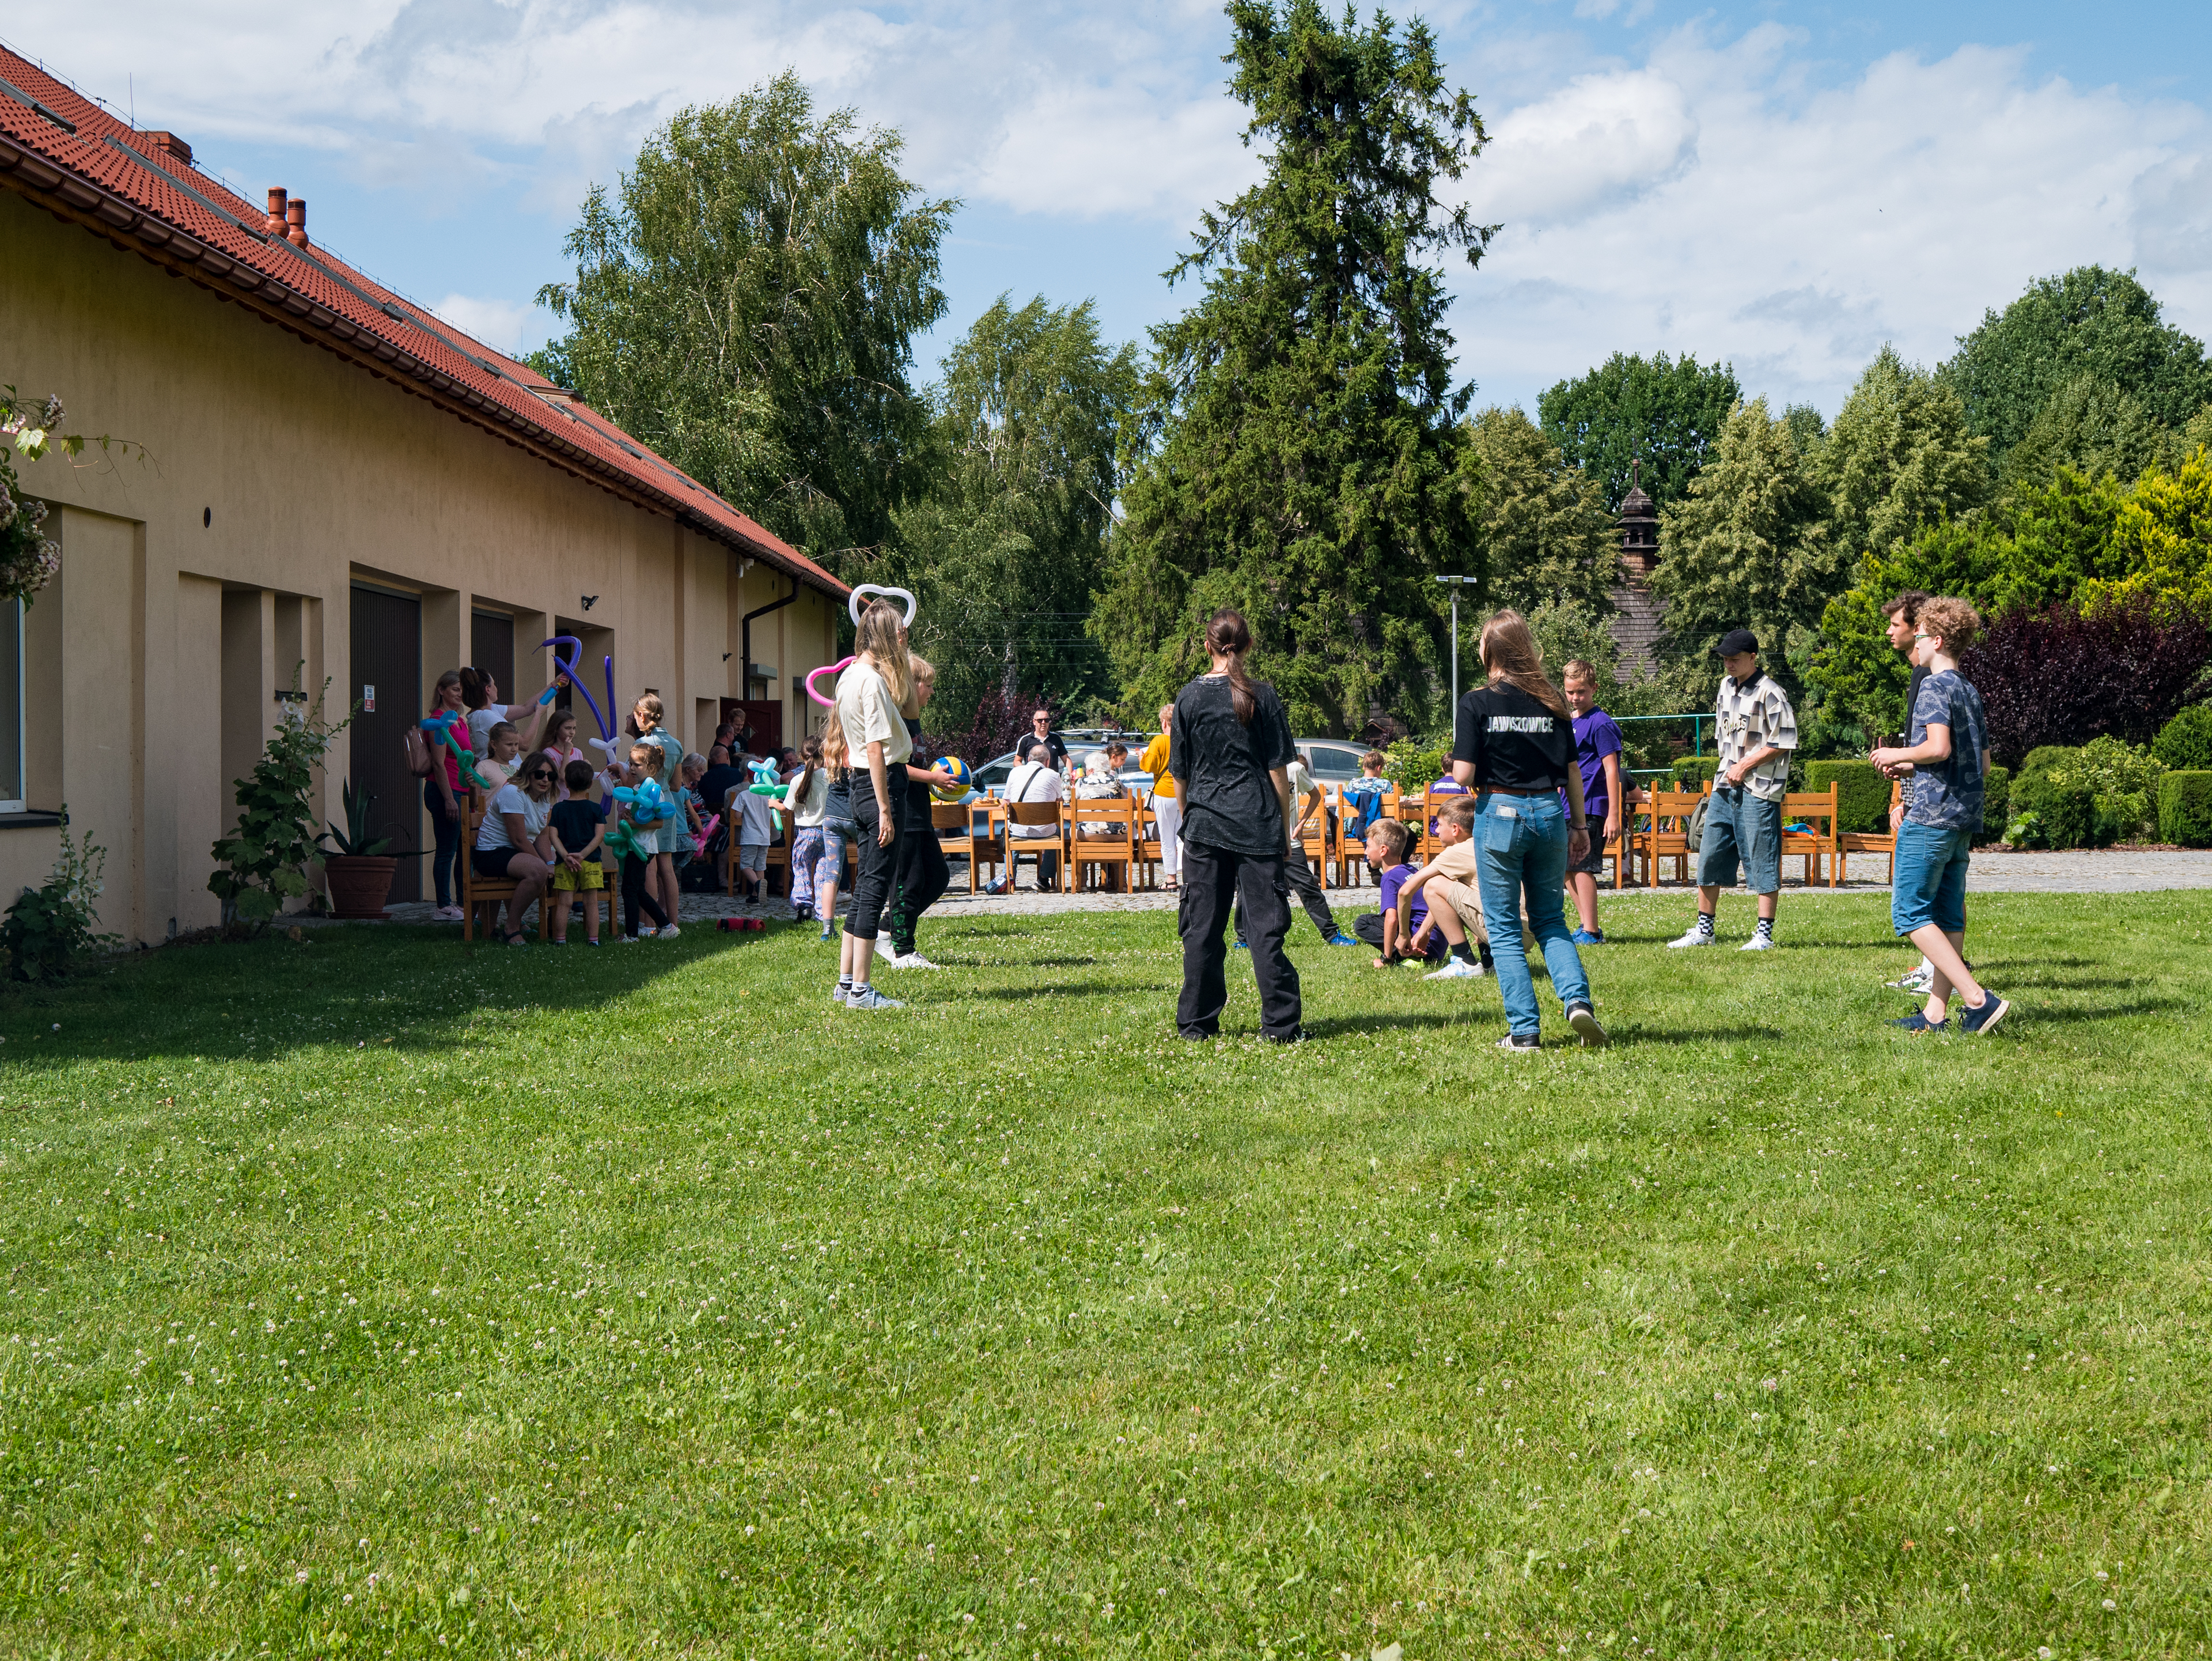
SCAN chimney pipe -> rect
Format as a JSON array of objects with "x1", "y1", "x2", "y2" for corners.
[
  {"x1": 265, "y1": 187, "x2": 287, "y2": 237},
  {"x1": 286, "y1": 198, "x2": 309, "y2": 248}
]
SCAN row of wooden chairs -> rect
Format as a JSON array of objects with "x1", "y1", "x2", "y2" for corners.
[{"x1": 721, "y1": 775, "x2": 1902, "y2": 906}]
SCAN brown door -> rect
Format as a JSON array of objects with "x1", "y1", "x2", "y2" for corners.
[
  {"x1": 350, "y1": 584, "x2": 422, "y2": 902},
  {"x1": 471, "y1": 610, "x2": 514, "y2": 700},
  {"x1": 736, "y1": 701, "x2": 782, "y2": 758}
]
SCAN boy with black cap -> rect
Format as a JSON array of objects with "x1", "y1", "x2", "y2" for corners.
[{"x1": 1669, "y1": 629, "x2": 1797, "y2": 951}]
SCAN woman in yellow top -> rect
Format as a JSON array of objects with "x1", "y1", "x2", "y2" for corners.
[{"x1": 1139, "y1": 701, "x2": 1181, "y2": 890}]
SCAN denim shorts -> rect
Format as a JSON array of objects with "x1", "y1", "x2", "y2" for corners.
[
  {"x1": 1696, "y1": 786, "x2": 1782, "y2": 893},
  {"x1": 1891, "y1": 820, "x2": 1971, "y2": 935}
]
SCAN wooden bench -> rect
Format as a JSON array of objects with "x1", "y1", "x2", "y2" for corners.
[
  {"x1": 1640, "y1": 785, "x2": 1706, "y2": 887},
  {"x1": 460, "y1": 793, "x2": 550, "y2": 943},
  {"x1": 1781, "y1": 784, "x2": 1842, "y2": 888},
  {"x1": 1838, "y1": 777, "x2": 1904, "y2": 884}
]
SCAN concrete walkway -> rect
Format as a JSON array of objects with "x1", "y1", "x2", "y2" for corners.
[{"x1": 350, "y1": 848, "x2": 2212, "y2": 929}]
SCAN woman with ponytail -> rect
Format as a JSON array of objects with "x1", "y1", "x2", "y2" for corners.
[
  {"x1": 1448, "y1": 610, "x2": 1606, "y2": 1051},
  {"x1": 1167, "y1": 609, "x2": 1303, "y2": 1042},
  {"x1": 827, "y1": 600, "x2": 915, "y2": 1010}
]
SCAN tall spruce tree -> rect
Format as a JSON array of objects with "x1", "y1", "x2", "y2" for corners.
[{"x1": 1097, "y1": 0, "x2": 1493, "y2": 736}]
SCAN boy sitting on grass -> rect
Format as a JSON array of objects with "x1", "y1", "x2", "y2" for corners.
[
  {"x1": 1352, "y1": 818, "x2": 1442, "y2": 966},
  {"x1": 1869, "y1": 596, "x2": 2010, "y2": 1035},
  {"x1": 1391, "y1": 795, "x2": 1495, "y2": 981}
]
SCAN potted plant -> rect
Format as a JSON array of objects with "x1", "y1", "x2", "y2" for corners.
[{"x1": 319, "y1": 780, "x2": 399, "y2": 920}]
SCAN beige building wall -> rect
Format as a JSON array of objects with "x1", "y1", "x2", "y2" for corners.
[{"x1": 0, "y1": 189, "x2": 845, "y2": 944}]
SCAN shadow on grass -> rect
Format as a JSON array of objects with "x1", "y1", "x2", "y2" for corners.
[{"x1": 1607, "y1": 1024, "x2": 1785, "y2": 1046}]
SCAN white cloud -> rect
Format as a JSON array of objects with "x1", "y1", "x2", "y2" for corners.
[
  {"x1": 1449, "y1": 27, "x2": 2212, "y2": 411},
  {"x1": 425, "y1": 293, "x2": 544, "y2": 355},
  {"x1": 12, "y1": 3, "x2": 2212, "y2": 411}
]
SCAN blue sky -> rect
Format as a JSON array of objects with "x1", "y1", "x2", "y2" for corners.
[{"x1": 10, "y1": 1, "x2": 2211, "y2": 419}]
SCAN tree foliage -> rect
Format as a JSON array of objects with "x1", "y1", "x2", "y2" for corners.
[
  {"x1": 1963, "y1": 594, "x2": 2210, "y2": 766},
  {"x1": 1817, "y1": 346, "x2": 1989, "y2": 560},
  {"x1": 2001, "y1": 371, "x2": 2179, "y2": 489},
  {"x1": 1537, "y1": 351, "x2": 1741, "y2": 512},
  {"x1": 888, "y1": 296, "x2": 1138, "y2": 736},
  {"x1": 535, "y1": 73, "x2": 956, "y2": 569},
  {"x1": 1940, "y1": 266, "x2": 2212, "y2": 468},
  {"x1": 1098, "y1": 0, "x2": 1492, "y2": 736},
  {"x1": 1465, "y1": 407, "x2": 1618, "y2": 616},
  {"x1": 1652, "y1": 398, "x2": 1839, "y2": 698}
]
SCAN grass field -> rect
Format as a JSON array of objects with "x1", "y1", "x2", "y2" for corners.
[{"x1": 2, "y1": 890, "x2": 2209, "y2": 1659}]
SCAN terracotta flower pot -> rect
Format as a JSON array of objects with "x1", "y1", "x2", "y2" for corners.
[{"x1": 323, "y1": 854, "x2": 399, "y2": 920}]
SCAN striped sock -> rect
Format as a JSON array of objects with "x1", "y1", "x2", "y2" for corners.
[{"x1": 1754, "y1": 917, "x2": 1774, "y2": 943}]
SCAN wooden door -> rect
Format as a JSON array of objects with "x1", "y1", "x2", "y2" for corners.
[
  {"x1": 471, "y1": 610, "x2": 514, "y2": 701},
  {"x1": 349, "y1": 585, "x2": 422, "y2": 902}
]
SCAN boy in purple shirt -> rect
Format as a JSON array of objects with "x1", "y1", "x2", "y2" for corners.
[
  {"x1": 1350, "y1": 819, "x2": 1446, "y2": 964},
  {"x1": 1561, "y1": 659, "x2": 1625, "y2": 944}
]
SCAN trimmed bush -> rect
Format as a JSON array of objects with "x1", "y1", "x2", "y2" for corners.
[
  {"x1": 2010, "y1": 746, "x2": 2091, "y2": 847},
  {"x1": 1671, "y1": 755, "x2": 1719, "y2": 791},
  {"x1": 2158, "y1": 771, "x2": 2212, "y2": 846},
  {"x1": 1805, "y1": 759, "x2": 1889, "y2": 833},
  {"x1": 2153, "y1": 706, "x2": 2212, "y2": 773},
  {"x1": 1979, "y1": 765, "x2": 2010, "y2": 845}
]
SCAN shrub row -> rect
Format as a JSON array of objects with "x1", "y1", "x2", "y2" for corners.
[
  {"x1": 2160, "y1": 772, "x2": 2212, "y2": 846},
  {"x1": 2008, "y1": 738, "x2": 2169, "y2": 847}
]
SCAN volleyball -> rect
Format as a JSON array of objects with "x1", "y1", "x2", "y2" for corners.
[{"x1": 931, "y1": 755, "x2": 974, "y2": 803}]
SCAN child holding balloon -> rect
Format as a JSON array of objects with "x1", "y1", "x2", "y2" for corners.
[{"x1": 616, "y1": 740, "x2": 675, "y2": 941}]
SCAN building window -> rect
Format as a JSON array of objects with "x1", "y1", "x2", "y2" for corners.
[{"x1": 0, "y1": 596, "x2": 21, "y2": 811}]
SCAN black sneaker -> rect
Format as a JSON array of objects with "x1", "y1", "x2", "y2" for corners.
[
  {"x1": 1957, "y1": 994, "x2": 2010, "y2": 1035},
  {"x1": 1497, "y1": 1032, "x2": 1541, "y2": 1053},
  {"x1": 1565, "y1": 1002, "x2": 1607, "y2": 1049}
]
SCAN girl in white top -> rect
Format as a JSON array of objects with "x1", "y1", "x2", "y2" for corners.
[
  {"x1": 471, "y1": 745, "x2": 558, "y2": 945},
  {"x1": 783, "y1": 737, "x2": 838, "y2": 937},
  {"x1": 460, "y1": 666, "x2": 551, "y2": 759},
  {"x1": 830, "y1": 601, "x2": 914, "y2": 1009}
]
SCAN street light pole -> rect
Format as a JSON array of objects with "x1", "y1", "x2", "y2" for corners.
[{"x1": 1435, "y1": 574, "x2": 1472, "y2": 713}]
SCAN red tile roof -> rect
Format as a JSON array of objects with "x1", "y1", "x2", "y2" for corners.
[{"x1": 0, "y1": 48, "x2": 846, "y2": 599}]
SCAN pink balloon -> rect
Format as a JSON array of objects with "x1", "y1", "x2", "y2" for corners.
[{"x1": 806, "y1": 656, "x2": 855, "y2": 707}]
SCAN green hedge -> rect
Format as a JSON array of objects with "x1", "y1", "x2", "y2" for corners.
[
  {"x1": 1804, "y1": 759, "x2": 1889, "y2": 833},
  {"x1": 1671, "y1": 755, "x2": 1719, "y2": 790},
  {"x1": 1980, "y1": 765, "x2": 2011, "y2": 845},
  {"x1": 2153, "y1": 706, "x2": 2212, "y2": 773},
  {"x1": 2010, "y1": 746, "x2": 2096, "y2": 847},
  {"x1": 2159, "y1": 771, "x2": 2212, "y2": 846}
]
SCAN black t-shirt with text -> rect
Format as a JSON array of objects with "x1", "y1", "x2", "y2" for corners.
[
  {"x1": 1169, "y1": 675, "x2": 1296, "y2": 857},
  {"x1": 1452, "y1": 683, "x2": 1577, "y2": 792}
]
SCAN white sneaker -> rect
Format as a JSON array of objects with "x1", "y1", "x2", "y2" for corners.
[
  {"x1": 1425, "y1": 957, "x2": 1486, "y2": 980},
  {"x1": 893, "y1": 952, "x2": 940, "y2": 970},
  {"x1": 844, "y1": 987, "x2": 905, "y2": 1011},
  {"x1": 1886, "y1": 964, "x2": 1934, "y2": 992},
  {"x1": 832, "y1": 983, "x2": 853, "y2": 1003},
  {"x1": 1738, "y1": 932, "x2": 1775, "y2": 951},
  {"x1": 433, "y1": 905, "x2": 465, "y2": 922},
  {"x1": 1666, "y1": 925, "x2": 1717, "y2": 949},
  {"x1": 658, "y1": 924, "x2": 681, "y2": 940}
]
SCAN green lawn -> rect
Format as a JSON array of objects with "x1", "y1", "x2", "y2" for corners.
[{"x1": 2, "y1": 891, "x2": 2209, "y2": 1658}]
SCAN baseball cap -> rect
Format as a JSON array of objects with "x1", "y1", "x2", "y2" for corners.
[{"x1": 1715, "y1": 628, "x2": 1760, "y2": 657}]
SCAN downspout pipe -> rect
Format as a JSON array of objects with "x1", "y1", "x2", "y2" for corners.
[{"x1": 741, "y1": 577, "x2": 800, "y2": 706}]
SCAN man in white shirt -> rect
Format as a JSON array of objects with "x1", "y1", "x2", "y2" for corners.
[{"x1": 988, "y1": 743, "x2": 1065, "y2": 893}]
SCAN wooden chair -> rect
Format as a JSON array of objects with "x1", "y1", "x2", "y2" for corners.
[
  {"x1": 460, "y1": 793, "x2": 550, "y2": 943},
  {"x1": 1780, "y1": 783, "x2": 1842, "y2": 888},
  {"x1": 1414, "y1": 785, "x2": 1466, "y2": 865},
  {"x1": 1069, "y1": 796, "x2": 1138, "y2": 892},
  {"x1": 937, "y1": 800, "x2": 1004, "y2": 894},
  {"x1": 1132, "y1": 796, "x2": 1164, "y2": 890},
  {"x1": 1641, "y1": 786, "x2": 1706, "y2": 887},
  {"x1": 762, "y1": 813, "x2": 793, "y2": 898},
  {"x1": 1003, "y1": 799, "x2": 1067, "y2": 893},
  {"x1": 1838, "y1": 777, "x2": 1904, "y2": 884},
  {"x1": 1334, "y1": 788, "x2": 1394, "y2": 888},
  {"x1": 1609, "y1": 787, "x2": 1651, "y2": 888},
  {"x1": 1291, "y1": 794, "x2": 1332, "y2": 887}
]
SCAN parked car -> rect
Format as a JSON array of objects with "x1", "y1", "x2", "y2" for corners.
[
  {"x1": 973, "y1": 728, "x2": 1154, "y2": 794},
  {"x1": 1296, "y1": 739, "x2": 1373, "y2": 785}
]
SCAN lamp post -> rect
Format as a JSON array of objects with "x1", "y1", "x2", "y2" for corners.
[{"x1": 1435, "y1": 574, "x2": 1474, "y2": 712}]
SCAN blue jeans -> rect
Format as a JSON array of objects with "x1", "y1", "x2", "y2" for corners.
[
  {"x1": 1474, "y1": 792, "x2": 1593, "y2": 1038},
  {"x1": 1892, "y1": 820, "x2": 1971, "y2": 935},
  {"x1": 1697, "y1": 786, "x2": 1782, "y2": 894}
]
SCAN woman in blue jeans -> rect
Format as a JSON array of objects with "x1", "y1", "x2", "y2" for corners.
[{"x1": 1447, "y1": 611, "x2": 1607, "y2": 1051}]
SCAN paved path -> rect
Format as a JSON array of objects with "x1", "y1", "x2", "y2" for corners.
[{"x1": 345, "y1": 848, "x2": 2212, "y2": 929}]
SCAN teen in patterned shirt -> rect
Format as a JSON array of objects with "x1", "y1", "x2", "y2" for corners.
[{"x1": 1669, "y1": 629, "x2": 1798, "y2": 951}]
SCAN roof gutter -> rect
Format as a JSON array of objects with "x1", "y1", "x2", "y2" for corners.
[{"x1": 0, "y1": 128, "x2": 846, "y2": 600}]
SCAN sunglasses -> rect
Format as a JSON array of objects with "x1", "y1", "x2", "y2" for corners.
[{"x1": 527, "y1": 768, "x2": 555, "y2": 781}]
